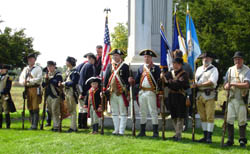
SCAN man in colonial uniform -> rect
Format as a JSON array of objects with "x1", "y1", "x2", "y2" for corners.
[
  {"x1": 78, "y1": 53, "x2": 96, "y2": 129},
  {"x1": 161, "y1": 58, "x2": 190, "y2": 141},
  {"x1": 129, "y1": 49, "x2": 161, "y2": 138},
  {"x1": 103, "y1": 49, "x2": 130, "y2": 135},
  {"x1": 224, "y1": 51, "x2": 250, "y2": 147},
  {"x1": 42, "y1": 61, "x2": 63, "y2": 132},
  {"x1": 0, "y1": 64, "x2": 16, "y2": 129},
  {"x1": 192, "y1": 52, "x2": 219, "y2": 143},
  {"x1": 59, "y1": 56, "x2": 79, "y2": 133},
  {"x1": 19, "y1": 53, "x2": 43, "y2": 130},
  {"x1": 84, "y1": 77, "x2": 102, "y2": 134}
]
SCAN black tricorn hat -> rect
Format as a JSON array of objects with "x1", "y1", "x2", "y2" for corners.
[
  {"x1": 173, "y1": 57, "x2": 183, "y2": 64},
  {"x1": 47, "y1": 61, "x2": 56, "y2": 66},
  {"x1": 84, "y1": 53, "x2": 97, "y2": 61},
  {"x1": 85, "y1": 77, "x2": 101, "y2": 85},
  {"x1": 66, "y1": 56, "x2": 77, "y2": 67},
  {"x1": 232, "y1": 51, "x2": 244, "y2": 59},
  {"x1": 27, "y1": 53, "x2": 37, "y2": 59},
  {"x1": 198, "y1": 52, "x2": 215, "y2": 59},
  {"x1": 0, "y1": 64, "x2": 11, "y2": 69},
  {"x1": 109, "y1": 49, "x2": 124, "y2": 55},
  {"x1": 139, "y1": 49, "x2": 157, "y2": 57}
]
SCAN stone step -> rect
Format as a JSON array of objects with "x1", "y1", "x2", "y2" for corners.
[{"x1": 88, "y1": 115, "x2": 201, "y2": 131}]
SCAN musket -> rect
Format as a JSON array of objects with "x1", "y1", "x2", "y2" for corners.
[
  {"x1": 191, "y1": 82, "x2": 197, "y2": 141},
  {"x1": 57, "y1": 82, "x2": 65, "y2": 132},
  {"x1": 129, "y1": 63, "x2": 136, "y2": 136},
  {"x1": 221, "y1": 69, "x2": 231, "y2": 147},
  {"x1": 22, "y1": 88, "x2": 27, "y2": 129},
  {"x1": 100, "y1": 73, "x2": 105, "y2": 135},
  {"x1": 160, "y1": 68, "x2": 166, "y2": 140},
  {"x1": 22, "y1": 69, "x2": 30, "y2": 129},
  {"x1": 40, "y1": 73, "x2": 49, "y2": 130},
  {"x1": 58, "y1": 85, "x2": 64, "y2": 132}
]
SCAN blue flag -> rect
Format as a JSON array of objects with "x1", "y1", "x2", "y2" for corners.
[
  {"x1": 160, "y1": 25, "x2": 172, "y2": 70},
  {"x1": 186, "y1": 11, "x2": 202, "y2": 71}
]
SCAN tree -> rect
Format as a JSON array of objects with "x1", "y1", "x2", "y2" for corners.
[
  {"x1": 173, "y1": 0, "x2": 250, "y2": 82},
  {"x1": 0, "y1": 20, "x2": 39, "y2": 69},
  {"x1": 111, "y1": 23, "x2": 128, "y2": 56}
]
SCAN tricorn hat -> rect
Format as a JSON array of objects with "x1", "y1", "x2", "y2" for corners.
[
  {"x1": 109, "y1": 49, "x2": 124, "y2": 55},
  {"x1": 139, "y1": 49, "x2": 157, "y2": 57},
  {"x1": 85, "y1": 77, "x2": 101, "y2": 85},
  {"x1": 232, "y1": 51, "x2": 244, "y2": 59},
  {"x1": 66, "y1": 56, "x2": 77, "y2": 67}
]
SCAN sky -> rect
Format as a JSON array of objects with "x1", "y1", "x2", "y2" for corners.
[{"x1": 0, "y1": 0, "x2": 128, "y2": 67}]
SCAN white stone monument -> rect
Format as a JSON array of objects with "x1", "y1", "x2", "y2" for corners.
[{"x1": 126, "y1": 0, "x2": 173, "y2": 64}]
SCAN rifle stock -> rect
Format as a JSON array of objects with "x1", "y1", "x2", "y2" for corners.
[
  {"x1": 221, "y1": 69, "x2": 231, "y2": 147},
  {"x1": 192, "y1": 86, "x2": 196, "y2": 141}
]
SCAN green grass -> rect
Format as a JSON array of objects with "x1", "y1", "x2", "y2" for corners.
[
  {"x1": 0, "y1": 118, "x2": 250, "y2": 154},
  {"x1": 1, "y1": 86, "x2": 249, "y2": 154}
]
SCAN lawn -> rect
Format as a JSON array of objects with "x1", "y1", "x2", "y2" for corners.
[
  {"x1": 0, "y1": 86, "x2": 249, "y2": 154},
  {"x1": 0, "y1": 118, "x2": 250, "y2": 154}
]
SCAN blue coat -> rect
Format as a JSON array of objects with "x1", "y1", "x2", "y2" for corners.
[
  {"x1": 134, "y1": 64, "x2": 161, "y2": 92},
  {"x1": 42, "y1": 71, "x2": 63, "y2": 98},
  {"x1": 78, "y1": 62, "x2": 96, "y2": 96}
]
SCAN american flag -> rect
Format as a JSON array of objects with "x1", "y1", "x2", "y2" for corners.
[{"x1": 102, "y1": 16, "x2": 111, "y2": 74}]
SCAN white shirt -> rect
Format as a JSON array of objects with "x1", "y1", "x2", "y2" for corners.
[
  {"x1": 195, "y1": 64, "x2": 219, "y2": 100},
  {"x1": 195, "y1": 64, "x2": 219, "y2": 88},
  {"x1": 19, "y1": 65, "x2": 43, "y2": 86}
]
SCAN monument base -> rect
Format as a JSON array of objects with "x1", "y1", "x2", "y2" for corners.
[{"x1": 88, "y1": 115, "x2": 201, "y2": 131}]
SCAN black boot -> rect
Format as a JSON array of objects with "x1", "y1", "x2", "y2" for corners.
[
  {"x1": 206, "y1": 132, "x2": 213, "y2": 144},
  {"x1": 95, "y1": 124, "x2": 99, "y2": 133},
  {"x1": 78, "y1": 113, "x2": 83, "y2": 129},
  {"x1": 226, "y1": 124, "x2": 234, "y2": 146},
  {"x1": 152, "y1": 125, "x2": 159, "y2": 138},
  {"x1": 29, "y1": 110, "x2": 34, "y2": 129},
  {"x1": 0, "y1": 114, "x2": 2, "y2": 129},
  {"x1": 5, "y1": 113, "x2": 11, "y2": 129},
  {"x1": 239, "y1": 124, "x2": 247, "y2": 148},
  {"x1": 30, "y1": 110, "x2": 39, "y2": 130},
  {"x1": 82, "y1": 113, "x2": 89, "y2": 129},
  {"x1": 45, "y1": 110, "x2": 51, "y2": 127},
  {"x1": 137, "y1": 124, "x2": 146, "y2": 137},
  {"x1": 198, "y1": 131, "x2": 207, "y2": 143}
]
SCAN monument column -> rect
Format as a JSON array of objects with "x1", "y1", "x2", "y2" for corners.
[{"x1": 126, "y1": 0, "x2": 173, "y2": 64}]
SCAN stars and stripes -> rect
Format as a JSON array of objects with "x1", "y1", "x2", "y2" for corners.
[{"x1": 102, "y1": 16, "x2": 111, "y2": 74}]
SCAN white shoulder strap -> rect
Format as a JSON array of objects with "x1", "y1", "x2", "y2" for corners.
[{"x1": 144, "y1": 65, "x2": 158, "y2": 89}]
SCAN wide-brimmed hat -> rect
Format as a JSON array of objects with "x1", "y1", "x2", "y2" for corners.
[
  {"x1": 198, "y1": 52, "x2": 215, "y2": 59},
  {"x1": 232, "y1": 51, "x2": 244, "y2": 59}
]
